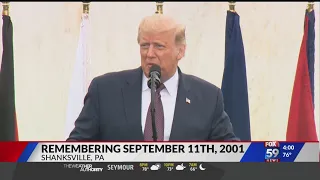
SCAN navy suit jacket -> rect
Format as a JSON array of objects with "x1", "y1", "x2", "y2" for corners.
[{"x1": 67, "y1": 67, "x2": 239, "y2": 141}]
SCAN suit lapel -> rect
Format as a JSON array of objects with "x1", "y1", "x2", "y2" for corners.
[
  {"x1": 122, "y1": 67, "x2": 144, "y2": 140},
  {"x1": 169, "y1": 69, "x2": 192, "y2": 141}
]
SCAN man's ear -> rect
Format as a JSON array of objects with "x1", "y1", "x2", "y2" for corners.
[{"x1": 177, "y1": 45, "x2": 186, "y2": 60}]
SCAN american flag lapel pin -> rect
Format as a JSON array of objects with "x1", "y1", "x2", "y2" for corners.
[{"x1": 186, "y1": 98, "x2": 191, "y2": 104}]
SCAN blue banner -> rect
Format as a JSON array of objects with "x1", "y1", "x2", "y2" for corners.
[{"x1": 240, "y1": 142, "x2": 305, "y2": 162}]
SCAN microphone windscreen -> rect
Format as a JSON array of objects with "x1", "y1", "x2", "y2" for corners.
[{"x1": 149, "y1": 64, "x2": 161, "y2": 78}]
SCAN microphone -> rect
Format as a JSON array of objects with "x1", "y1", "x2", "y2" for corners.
[
  {"x1": 147, "y1": 65, "x2": 161, "y2": 89},
  {"x1": 147, "y1": 64, "x2": 161, "y2": 141}
]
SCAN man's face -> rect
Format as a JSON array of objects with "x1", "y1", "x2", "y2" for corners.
[{"x1": 139, "y1": 30, "x2": 184, "y2": 82}]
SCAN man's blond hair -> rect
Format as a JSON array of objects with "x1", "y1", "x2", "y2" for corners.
[{"x1": 137, "y1": 14, "x2": 186, "y2": 45}]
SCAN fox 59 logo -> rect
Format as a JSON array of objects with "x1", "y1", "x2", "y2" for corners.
[
  {"x1": 264, "y1": 141, "x2": 280, "y2": 159},
  {"x1": 265, "y1": 148, "x2": 280, "y2": 159}
]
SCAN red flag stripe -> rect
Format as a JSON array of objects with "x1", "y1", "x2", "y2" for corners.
[{"x1": 286, "y1": 15, "x2": 318, "y2": 141}]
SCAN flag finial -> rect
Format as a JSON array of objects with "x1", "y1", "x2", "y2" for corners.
[
  {"x1": 307, "y1": 2, "x2": 314, "y2": 12},
  {"x1": 155, "y1": 2, "x2": 163, "y2": 14},
  {"x1": 228, "y1": 1, "x2": 236, "y2": 12},
  {"x1": 83, "y1": 2, "x2": 90, "y2": 14},
  {"x1": 2, "y1": 2, "x2": 9, "y2": 16}
]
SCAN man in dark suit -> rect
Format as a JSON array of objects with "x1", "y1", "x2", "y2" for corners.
[{"x1": 67, "y1": 14, "x2": 238, "y2": 141}]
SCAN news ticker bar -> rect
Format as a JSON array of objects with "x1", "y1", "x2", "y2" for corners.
[
  {"x1": 63, "y1": 162, "x2": 213, "y2": 172},
  {"x1": 0, "y1": 142, "x2": 318, "y2": 162},
  {"x1": 4, "y1": 163, "x2": 319, "y2": 180}
]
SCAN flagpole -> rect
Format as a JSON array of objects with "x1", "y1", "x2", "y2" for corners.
[
  {"x1": 2, "y1": 2, "x2": 9, "y2": 16},
  {"x1": 307, "y1": 2, "x2": 314, "y2": 12},
  {"x1": 82, "y1": 1, "x2": 90, "y2": 90},
  {"x1": 83, "y1": 2, "x2": 90, "y2": 14},
  {"x1": 155, "y1": 1, "x2": 163, "y2": 14},
  {"x1": 228, "y1": 1, "x2": 236, "y2": 12}
]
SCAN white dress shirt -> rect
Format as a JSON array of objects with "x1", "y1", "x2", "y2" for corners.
[{"x1": 141, "y1": 69, "x2": 179, "y2": 141}]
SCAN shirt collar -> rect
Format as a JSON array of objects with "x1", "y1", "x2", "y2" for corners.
[{"x1": 142, "y1": 68, "x2": 179, "y2": 96}]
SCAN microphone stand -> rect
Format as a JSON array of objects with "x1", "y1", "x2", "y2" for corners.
[{"x1": 150, "y1": 77, "x2": 158, "y2": 142}]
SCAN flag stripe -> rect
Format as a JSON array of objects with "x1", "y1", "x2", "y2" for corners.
[
  {"x1": 306, "y1": 10, "x2": 315, "y2": 106},
  {"x1": 0, "y1": 15, "x2": 18, "y2": 141},
  {"x1": 221, "y1": 11, "x2": 251, "y2": 141},
  {"x1": 65, "y1": 14, "x2": 90, "y2": 139},
  {"x1": 286, "y1": 12, "x2": 318, "y2": 141}
]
